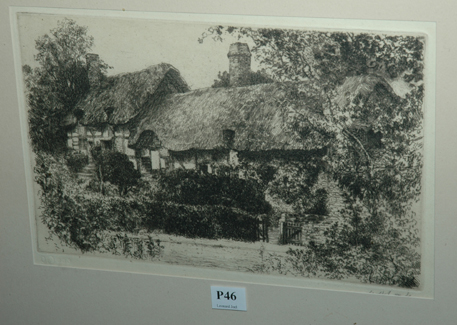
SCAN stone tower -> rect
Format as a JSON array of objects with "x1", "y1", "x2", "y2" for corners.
[{"x1": 227, "y1": 43, "x2": 251, "y2": 87}]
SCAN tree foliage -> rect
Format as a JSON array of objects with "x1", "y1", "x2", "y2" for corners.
[
  {"x1": 235, "y1": 153, "x2": 329, "y2": 217},
  {"x1": 91, "y1": 146, "x2": 141, "y2": 196},
  {"x1": 211, "y1": 69, "x2": 273, "y2": 88},
  {"x1": 201, "y1": 26, "x2": 425, "y2": 287},
  {"x1": 65, "y1": 151, "x2": 89, "y2": 173},
  {"x1": 34, "y1": 152, "x2": 163, "y2": 257},
  {"x1": 23, "y1": 19, "x2": 108, "y2": 153},
  {"x1": 200, "y1": 27, "x2": 424, "y2": 85},
  {"x1": 201, "y1": 25, "x2": 424, "y2": 208}
]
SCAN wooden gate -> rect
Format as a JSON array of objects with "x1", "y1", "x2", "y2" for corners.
[
  {"x1": 281, "y1": 222, "x2": 302, "y2": 244},
  {"x1": 257, "y1": 217, "x2": 269, "y2": 242}
]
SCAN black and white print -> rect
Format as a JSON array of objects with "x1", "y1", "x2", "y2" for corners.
[{"x1": 14, "y1": 10, "x2": 433, "y2": 292}]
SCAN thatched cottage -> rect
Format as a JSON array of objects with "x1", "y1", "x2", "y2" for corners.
[
  {"x1": 67, "y1": 42, "x2": 398, "y2": 176},
  {"x1": 66, "y1": 57, "x2": 190, "y2": 171}
]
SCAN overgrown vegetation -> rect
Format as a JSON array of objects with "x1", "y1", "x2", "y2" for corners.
[
  {"x1": 35, "y1": 153, "x2": 266, "y2": 254},
  {"x1": 234, "y1": 152, "x2": 330, "y2": 218},
  {"x1": 253, "y1": 199, "x2": 420, "y2": 288},
  {"x1": 211, "y1": 69, "x2": 273, "y2": 88},
  {"x1": 65, "y1": 151, "x2": 89, "y2": 173},
  {"x1": 91, "y1": 145, "x2": 141, "y2": 196},
  {"x1": 23, "y1": 18, "x2": 109, "y2": 154},
  {"x1": 155, "y1": 168, "x2": 271, "y2": 215},
  {"x1": 201, "y1": 26, "x2": 425, "y2": 288},
  {"x1": 35, "y1": 153, "x2": 163, "y2": 258},
  {"x1": 142, "y1": 202, "x2": 260, "y2": 241},
  {"x1": 141, "y1": 168, "x2": 272, "y2": 241}
]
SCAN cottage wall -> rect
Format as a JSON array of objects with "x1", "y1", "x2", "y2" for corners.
[
  {"x1": 171, "y1": 151, "x2": 197, "y2": 170},
  {"x1": 114, "y1": 127, "x2": 135, "y2": 157},
  {"x1": 150, "y1": 151, "x2": 160, "y2": 170},
  {"x1": 67, "y1": 124, "x2": 135, "y2": 167},
  {"x1": 67, "y1": 125, "x2": 88, "y2": 152},
  {"x1": 177, "y1": 158, "x2": 196, "y2": 170},
  {"x1": 161, "y1": 149, "x2": 238, "y2": 173}
]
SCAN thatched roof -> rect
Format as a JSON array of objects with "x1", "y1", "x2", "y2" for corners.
[
  {"x1": 129, "y1": 82, "x2": 322, "y2": 151},
  {"x1": 335, "y1": 74, "x2": 396, "y2": 108},
  {"x1": 335, "y1": 74, "x2": 399, "y2": 129},
  {"x1": 129, "y1": 73, "x2": 398, "y2": 152},
  {"x1": 76, "y1": 63, "x2": 189, "y2": 125}
]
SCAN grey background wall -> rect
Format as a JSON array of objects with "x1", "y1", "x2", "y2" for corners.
[{"x1": 1, "y1": 1, "x2": 455, "y2": 324}]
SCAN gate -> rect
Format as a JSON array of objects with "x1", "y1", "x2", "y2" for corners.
[
  {"x1": 257, "y1": 216, "x2": 269, "y2": 242},
  {"x1": 281, "y1": 222, "x2": 302, "y2": 244}
]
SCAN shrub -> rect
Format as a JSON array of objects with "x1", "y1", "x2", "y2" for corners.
[
  {"x1": 41, "y1": 181, "x2": 163, "y2": 256},
  {"x1": 104, "y1": 233, "x2": 163, "y2": 260},
  {"x1": 305, "y1": 188, "x2": 329, "y2": 215},
  {"x1": 282, "y1": 199, "x2": 421, "y2": 288},
  {"x1": 268, "y1": 161, "x2": 328, "y2": 216},
  {"x1": 35, "y1": 153, "x2": 162, "y2": 256},
  {"x1": 36, "y1": 153, "x2": 261, "y2": 253},
  {"x1": 91, "y1": 145, "x2": 141, "y2": 196},
  {"x1": 65, "y1": 151, "x2": 89, "y2": 173}
]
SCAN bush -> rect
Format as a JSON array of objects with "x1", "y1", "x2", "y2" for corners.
[
  {"x1": 268, "y1": 161, "x2": 328, "y2": 216},
  {"x1": 103, "y1": 233, "x2": 163, "y2": 260},
  {"x1": 35, "y1": 153, "x2": 162, "y2": 255},
  {"x1": 91, "y1": 146, "x2": 141, "y2": 196},
  {"x1": 305, "y1": 188, "x2": 329, "y2": 215},
  {"x1": 282, "y1": 199, "x2": 421, "y2": 288},
  {"x1": 65, "y1": 151, "x2": 89, "y2": 173},
  {"x1": 42, "y1": 185, "x2": 163, "y2": 257}
]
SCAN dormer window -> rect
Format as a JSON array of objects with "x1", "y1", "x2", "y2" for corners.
[
  {"x1": 104, "y1": 107, "x2": 115, "y2": 120},
  {"x1": 73, "y1": 108, "x2": 85, "y2": 120},
  {"x1": 222, "y1": 129, "x2": 235, "y2": 149}
]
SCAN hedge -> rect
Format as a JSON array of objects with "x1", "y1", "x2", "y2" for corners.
[
  {"x1": 156, "y1": 169, "x2": 271, "y2": 215},
  {"x1": 143, "y1": 202, "x2": 261, "y2": 242}
]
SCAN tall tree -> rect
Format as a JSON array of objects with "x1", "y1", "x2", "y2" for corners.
[{"x1": 23, "y1": 18, "x2": 108, "y2": 154}]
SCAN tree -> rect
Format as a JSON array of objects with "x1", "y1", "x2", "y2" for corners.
[
  {"x1": 23, "y1": 18, "x2": 109, "y2": 154},
  {"x1": 211, "y1": 69, "x2": 273, "y2": 88},
  {"x1": 201, "y1": 26, "x2": 424, "y2": 205},
  {"x1": 91, "y1": 146, "x2": 141, "y2": 196},
  {"x1": 200, "y1": 26, "x2": 425, "y2": 286},
  {"x1": 200, "y1": 27, "x2": 424, "y2": 85}
]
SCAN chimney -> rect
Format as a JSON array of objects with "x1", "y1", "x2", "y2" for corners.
[
  {"x1": 86, "y1": 53, "x2": 101, "y2": 88},
  {"x1": 227, "y1": 43, "x2": 251, "y2": 87}
]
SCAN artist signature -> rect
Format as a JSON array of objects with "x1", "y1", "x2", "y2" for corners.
[{"x1": 369, "y1": 290, "x2": 412, "y2": 297}]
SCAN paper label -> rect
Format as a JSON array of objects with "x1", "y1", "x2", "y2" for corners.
[{"x1": 211, "y1": 286, "x2": 246, "y2": 311}]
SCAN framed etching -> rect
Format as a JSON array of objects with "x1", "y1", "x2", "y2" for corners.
[{"x1": 10, "y1": 7, "x2": 435, "y2": 297}]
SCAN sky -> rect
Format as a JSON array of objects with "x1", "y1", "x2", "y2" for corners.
[
  {"x1": 17, "y1": 12, "x2": 260, "y2": 90},
  {"x1": 16, "y1": 11, "x2": 415, "y2": 96}
]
